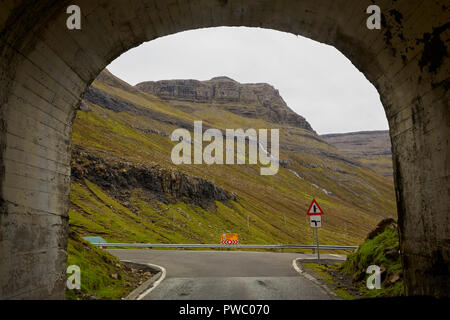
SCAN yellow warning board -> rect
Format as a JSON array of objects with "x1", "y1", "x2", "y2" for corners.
[{"x1": 220, "y1": 233, "x2": 239, "y2": 244}]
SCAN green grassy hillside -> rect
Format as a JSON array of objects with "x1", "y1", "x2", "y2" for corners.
[{"x1": 69, "y1": 70, "x2": 396, "y2": 249}]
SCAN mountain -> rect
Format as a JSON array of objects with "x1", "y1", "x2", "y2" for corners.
[
  {"x1": 136, "y1": 76, "x2": 314, "y2": 131},
  {"x1": 69, "y1": 69, "x2": 396, "y2": 249},
  {"x1": 321, "y1": 131, "x2": 393, "y2": 177}
]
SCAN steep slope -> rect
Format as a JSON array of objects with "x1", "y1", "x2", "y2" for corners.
[
  {"x1": 136, "y1": 76, "x2": 314, "y2": 131},
  {"x1": 66, "y1": 231, "x2": 154, "y2": 300},
  {"x1": 321, "y1": 131, "x2": 393, "y2": 177},
  {"x1": 342, "y1": 218, "x2": 404, "y2": 297},
  {"x1": 69, "y1": 69, "x2": 396, "y2": 248}
]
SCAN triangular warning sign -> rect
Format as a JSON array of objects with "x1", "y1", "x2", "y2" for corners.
[{"x1": 307, "y1": 199, "x2": 324, "y2": 215}]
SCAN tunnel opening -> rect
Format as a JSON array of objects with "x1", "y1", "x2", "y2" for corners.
[{"x1": 67, "y1": 26, "x2": 397, "y2": 299}]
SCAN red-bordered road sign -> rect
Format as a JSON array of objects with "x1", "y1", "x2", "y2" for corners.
[{"x1": 307, "y1": 199, "x2": 324, "y2": 215}]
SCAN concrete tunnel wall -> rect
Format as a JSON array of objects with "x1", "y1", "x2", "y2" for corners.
[{"x1": 0, "y1": 0, "x2": 448, "y2": 299}]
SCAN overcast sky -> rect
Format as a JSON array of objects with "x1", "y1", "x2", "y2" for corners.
[{"x1": 107, "y1": 27, "x2": 388, "y2": 134}]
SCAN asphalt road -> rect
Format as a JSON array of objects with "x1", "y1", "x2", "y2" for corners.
[{"x1": 109, "y1": 249, "x2": 345, "y2": 300}]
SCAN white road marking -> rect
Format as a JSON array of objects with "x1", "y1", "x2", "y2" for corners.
[
  {"x1": 291, "y1": 258, "x2": 338, "y2": 299},
  {"x1": 292, "y1": 258, "x2": 303, "y2": 275},
  {"x1": 137, "y1": 263, "x2": 167, "y2": 300}
]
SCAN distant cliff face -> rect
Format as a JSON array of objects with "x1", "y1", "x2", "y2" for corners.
[
  {"x1": 321, "y1": 130, "x2": 393, "y2": 177},
  {"x1": 321, "y1": 131, "x2": 392, "y2": 157},
  {"x1": 136, "y1": 76, "x2": 314, "y2": 132}
]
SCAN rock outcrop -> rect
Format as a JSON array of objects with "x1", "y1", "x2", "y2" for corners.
[
  {"x1": 136, "y1": 76, "x2": 314, "y2": 132},
  {"x1": 71, "y1": 145, "x2": 236, "y2": 208}
]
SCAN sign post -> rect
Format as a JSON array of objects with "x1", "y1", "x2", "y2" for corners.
[
  {"x1": 307, "y1": 198, "x2": 324, "y2": 264},
  {"x1": 316, "y1": 226, "x2": 320, "y2": 263}
]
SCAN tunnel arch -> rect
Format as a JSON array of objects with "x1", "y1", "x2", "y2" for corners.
[{"x1": 0, "y1": 0, "x2": 448, "y2": 298}]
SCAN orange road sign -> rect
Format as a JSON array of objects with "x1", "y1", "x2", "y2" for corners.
[{"x1": 221, "y1": 233, "x2": 239, "y2": 245}]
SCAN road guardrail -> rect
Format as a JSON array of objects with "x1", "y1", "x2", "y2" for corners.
[{"x1": 92, "y1": 243, "x2": 358, "y2": 251}]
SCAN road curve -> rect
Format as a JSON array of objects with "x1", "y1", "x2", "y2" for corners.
[{"x1": 109, "y1": 249, "x2": 344, "y2": 300}]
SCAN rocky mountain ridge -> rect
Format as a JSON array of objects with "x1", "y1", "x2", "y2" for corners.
[{"x1": 136, "y1": 76, "x2": 314, "y2": 132}]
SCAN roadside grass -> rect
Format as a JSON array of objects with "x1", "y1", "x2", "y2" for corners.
[
  {"x1": 302, "y1": 262, "x2": 355, "y2": 300},
  {"x1": 301, "y1": 223, "x2": 404, "y2": 299},
  {"x1": 342, "y1": 226, "x2": 404, "y2": 298},
  {"x1": 65, "y1": 231, "x2": 150, "y2": 300}
]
